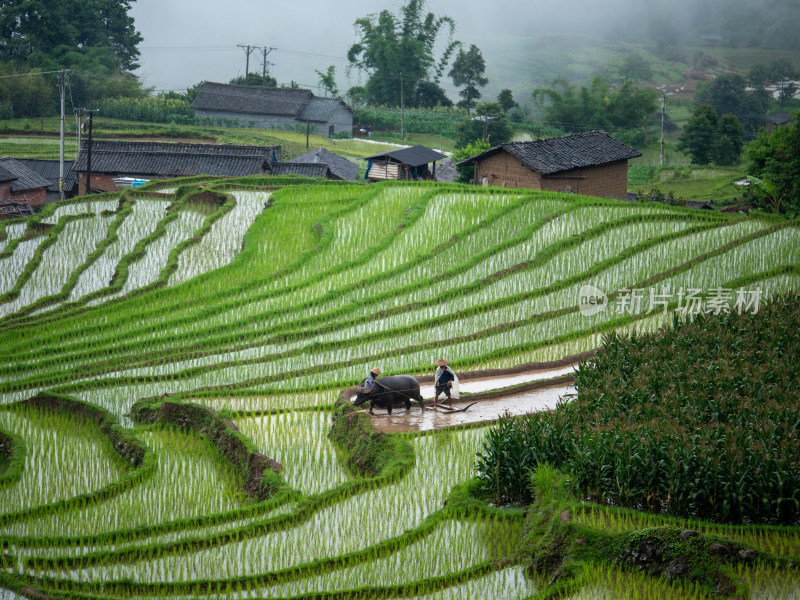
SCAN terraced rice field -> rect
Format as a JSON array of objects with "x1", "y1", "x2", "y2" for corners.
[{"x1": 0, "y1": 178, "x2": 798, "y2": 599}]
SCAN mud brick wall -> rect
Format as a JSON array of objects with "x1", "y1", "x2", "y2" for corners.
[{"x1": 474, "y1": 151, "x2": 630, "y2": 200}]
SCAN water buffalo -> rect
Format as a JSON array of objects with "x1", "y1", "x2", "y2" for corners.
[{"x1": 353, "y1": 374, "x2": 424, "y2": 415}]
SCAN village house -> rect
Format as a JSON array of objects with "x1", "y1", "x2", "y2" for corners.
[
  {"x1": 765, "y1": 110, "x2": 793, "y2": 133},
  {"x1": 456, "y1": 131, "x2": 642, "y2": 200},
  {"x1": 15, "y1": 158, "x2": 78, "y2": 203},
  {"x1": 191, "y1": 82, "x2": 354, "y2": 138},
  {"x1": 73, "y1": 141, "x2": 281, "y2": 194},
  {"x1": 0, "y1": 157, "x2": 51, "y2": 216},
  {"x1": 361, "y1": 145, "x2": 448, "y2": 181}
]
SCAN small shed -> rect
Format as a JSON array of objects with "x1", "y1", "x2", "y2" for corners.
[
  {"x1": 0, "y1": 157, "x2": 50, "y2": 212},
  {"x1": 456, "y1": 131, "x2": 641, "y2": 200},
  {"x1": 289, "y1": 147, "x2": 359, "y2": 181},
  {"x1": 361, "y1": 145, "x2": 448, "y2": 181},
  {"x1": 265, "y1": 162, "x2": 332, "y2": 179},
  {"x1": 686, "y1": 200, "x2": 714, "y2": 210}
]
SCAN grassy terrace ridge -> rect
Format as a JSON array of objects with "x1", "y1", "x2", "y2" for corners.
[{"x1": 0, "y1": 179, "x2": 798, "y2": 599}]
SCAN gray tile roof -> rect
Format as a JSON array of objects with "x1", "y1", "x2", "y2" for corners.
[
  {"x1": 191, "y1": 82, "x2": 313, "y2": 116},
  {"x1": 73, "y1": 141, "x2": 281, "y2": 178},
  {"x1": 433, "y1": 158, "x2": 457, "y2": 183},
  {"x1": 361, "y1": 145, "x2": 448, "y2": 167},
  {"x1": 296, "y1": 97, "x2": 348, "y2": 122},
  {"x1": 766, "y1": 110, "x2": 792, "y2": 126},
  {"x1": 267, "y1": 162, "x2": 331, "y2": 179},
  {"x1": 0, "y1": 164, "x2": 15, "y2": 183},
  {"x1": 289, "y1": 147, "x2": 359, "y2": 181},
  {"x1": 0, "y1": 157, "x2": 50, "y2": 192},
  {"x1": 457, "y1": 131, "x2": 642, "y2": 175},
  {"x1": 15, "y1": 159, "x2": 76, "y2": 192}
]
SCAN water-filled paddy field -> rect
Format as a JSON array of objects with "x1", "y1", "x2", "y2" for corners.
[{"x1": 0, "y1": 179, "x2": 798, "y2": 598}]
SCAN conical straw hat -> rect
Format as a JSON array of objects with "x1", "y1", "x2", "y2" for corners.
[
  {"x1": 434, "y1": 358, "x2": 448, "y2": 366},
  {"x1": 370, "y1": 367, "x2": 381, "y2": 374}
]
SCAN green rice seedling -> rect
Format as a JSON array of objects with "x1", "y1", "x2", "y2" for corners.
[
  {"x1": 235, "y1": 409, "x2": 349, "y2": 494},
  {"x1": 106, "y1": 205, "x2": 207, "y2": 297},
  {"x1": 168, "y1": 191, "x2": 270, "y2": 286},
  {"x1": 3, "y1": 426, "x2": 249, "y2": 539},
  {"x1": 69, "y1": 426, "x2": 490, "y2": 584},
  {"x1": 0, "y1": 405, "x2": 129, "y2": 518},
  {"x1": 255, "y1": 518, "x2": 522, "y2": 597},
  {"x1": 0, "y1": 214, "x2": 114, "y2": 318},
  {"x1": 37, "y1": 199, "x2": 120, "y2": 225},
  {"x1": 563, "y1": 563, "x2": 712, "y2": 599},
  {"x1": 68, "y1": 199, "x2": 170, "y2": 302}
]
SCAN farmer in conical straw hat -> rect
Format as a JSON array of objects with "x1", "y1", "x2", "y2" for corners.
[
  {"x1": 364, "y1": 367, "x2": 381, "y2": 391},
  {"x1": 433, "y1": 359, "x2": 458, "y2": 409}
]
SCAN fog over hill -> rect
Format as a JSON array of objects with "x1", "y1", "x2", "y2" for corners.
[{"x1": 132, "y1": 0, "x2": 799, "y2": 99}]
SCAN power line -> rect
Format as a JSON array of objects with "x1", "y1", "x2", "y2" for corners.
[{"x1": 0, "y1": 69, "x2": 67, "y2": 79}]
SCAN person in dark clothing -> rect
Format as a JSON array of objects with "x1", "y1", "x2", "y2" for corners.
[{"x1": 433, "y1": 358, "x2": 455, "y2": 408}]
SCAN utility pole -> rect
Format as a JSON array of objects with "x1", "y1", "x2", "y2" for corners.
[
  {"x1": 261, "y1": 46, "x2": 276, "y2": 83},
  {"x1": 237, "y1": 44, "x2": 259, "y2": 78},
  {"x1": 400, "y1": 72, "x2": 405, "y2": 140},
  {"x1": 58, "y1": 70, "x2": 68, "y2": 201},
  {"x1": 85, "y1": 109, "x2": 96, "y2": 195},
  {"x1": 660, "y1": 92, "x2": 666, "y2": 167}
]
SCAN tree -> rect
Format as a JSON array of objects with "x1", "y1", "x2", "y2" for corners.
[
  {"x1": 712, "y1": 113, "x2": 745, "y2": 165},
  {"x1": 618, "y1": 53, "x2": 653, "y2": 82},
  {"x1": 454, "y1": 101, "x2": 512, "y2": 149},
  {"x1": 449, "y1": 44, "x2": 487, "y2": 113},
  {"x1": 747, "y1": 113, "x2": 800, "y2": 214},
  {"x1": 694, "y1": 74, "x2": 764, "y2": 135},
  {"x1": 415, "y1": 80, "x2": 452, "y2": 108},
  {"x1": 0, "y1": 0, "x2": 142, "y2": 71},
  {"x1": 678, "y1": 104, "x2": 746, "y2": 166},
  {"x1": 315, "y1": 66, "x2": 339, "y2": 97},
  {"x1": 497, "y1": 89, "x2": 519, "y2": 113},
  {"x1": 532, "y1": 77, "x2": 657, "y2": 133},
  {"x1": 346, "y1": 86, "x2": 368, "y2": 108},
  {"x1": 452, "y1": 138, "x2": 490, "y2": 183},
  {"x1": 677, "y1": 104, "x2": 718, "y2": 165},
  {"x1": 347, "y1": 0, "x2": 460, "y2": 107},
  {"x1": 229, "y1": 73, "x2": 277, "y2": 87}
]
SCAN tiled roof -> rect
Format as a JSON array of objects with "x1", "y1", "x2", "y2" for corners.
[
  {"x1": 296, "y1": 97, "x2": 350, "y2": 122},
  {"x1": 0, "y1": 164, "x2": 15, "y2": 183},
  {"x1": 268, "y1": 162, "x2": 331, "y2": 179},
  {"x1": 0, "y1": 157, "x2": 50, "y2": 192},
  {"x1": 73, "y1": 141, "x2": 281, "y2": 178},
  {"x1": 433, "y1": 157, "x2": 457, "y2": 183},
  {"x1": 361, "y1": 145, "x2": 448, "y2": 167},
  {"x1": 15, "y1": 159, "x2": 76, "y2": 192},
  {"x1": 766, "y1": 110, "x2": 792, "y2": 126},
  {"x1": 289, "y1": 147, "x2": 359, "y2": 181},
  {"x1": 191, "y1": 82, "x2": 313, "y2": 116},
  {"x1": 457, "y1": 131, "x2": 642, "y2": 175}
]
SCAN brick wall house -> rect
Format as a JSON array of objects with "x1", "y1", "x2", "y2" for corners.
[
  {"x1": 456, "y1": 131, "x2": 642, "y2": 200},
  {"x1": 0, "y1": 157, "x2": 50, "y2": 210}
]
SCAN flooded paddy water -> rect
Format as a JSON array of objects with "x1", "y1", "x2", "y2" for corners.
[{"x1": 364, "y1": 365, "x2": 577, "y2": 433}]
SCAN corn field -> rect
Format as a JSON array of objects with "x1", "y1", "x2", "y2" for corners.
[{"x1": 0, "y1": 178, "x2": 798, "y2": 599}]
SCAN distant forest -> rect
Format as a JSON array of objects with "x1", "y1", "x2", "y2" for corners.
[{"x1": 619, "y1": 0, "x2": 800, "y2": 50}]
